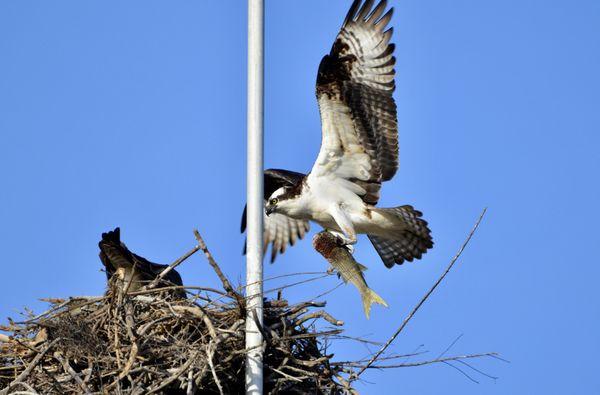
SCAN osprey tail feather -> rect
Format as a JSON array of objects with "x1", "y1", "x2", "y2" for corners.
[{"x1": 368, "y1": 205, "x2": 433, "y2": 268}]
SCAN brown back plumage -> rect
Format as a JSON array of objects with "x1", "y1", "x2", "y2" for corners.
[{"x1": 99, "y1": 228, "x2": 186, "y2": 298}]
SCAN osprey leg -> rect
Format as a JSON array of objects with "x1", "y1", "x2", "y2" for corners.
[
  {"x1": 327, "y1": 230, "x2": 355, "y2": 254},
  {"x1": 329, "y1": 204, "x2": 357, "y2": 245}
]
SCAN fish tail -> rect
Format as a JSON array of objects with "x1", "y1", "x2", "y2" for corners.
[{"x1": 361, "y1": 287, "x2": 388, "y2": 319}]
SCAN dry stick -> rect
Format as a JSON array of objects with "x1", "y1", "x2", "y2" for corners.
[
  {"x1": 172, "y1": 305, "x2": 217, "y2": 339},
  {"x1": 0, "y1": 339, "x2": 59, "y2": 395},
  {"x1": 193, "y1": 230, "x2": 241, "y2": 299},
  {"x1": 332, "y1": 352, "x2": 429, "y2": 365},
  {"x1": 206, "y1": 343, "x2": 224, "y2": 395},
  {"x1": 266, "y1": 366, "x2": 303, "y2": 383},
  {"x1": 264, "y1": 274, "x2": 332, "y2": 295},
  {"x1": 240, "y1": 271, "x2": 332, "y2": 295},
  {"x1": 295, "y1": 310, "x2": 344, "y2": 327},
  {"x1": 355, "y1": 208, "x2": 487, "y2": 378},
  {"x1": 83, "y1": 360, "x2": 93, "y2": 386},
  {"x1": 147, "y1": 244, "x2": 201, "y2": 290},
  {"x1": 442, "y1": 359, "x2": 480, "y2": 384},
  {"x1": 118, "y1": 303, "x2": 139, "y2": 381},
  {"x1": 202, "y1": 272, "x2": 331, "y2": 314},
  {"x1": 327, "y1": 334, "x2": 384, "y2": 346},
  {"x1": 345, "y1": 352, "x2": 497, "y2": 369},
  {"x1": 146, "y1": 350, "x2": 200, "y2": 394},
  {"x1": 112, "y1": 304, "x2": 123, "y2": 370},
  {"x1": 308, "y1": 282, "x2": 345, "y2": 303},
  {"x1": 6, "y1": 382, "x2": 38, "y2": 394},
  {"x1": 251, "y1": 309, "x2": 269, "y2": 343},
  {"x1": 179, "y1": 269, "x2": 332, "y2": 315},
  {"x1": 454, "y1": 357, "x2": 500, "y2": 380},
  {"x1": 54, "y1": 353, "x2": 92, "y2": 394},
  {"x1": 186, "y1": 370, "x2": 194, "y2": 395},
  {"x1": 17, "y1": 296, "x2": 105, "y2": 324},
  {"x1": 130, "y1": 285, "x2": 228, "y2": 298}
]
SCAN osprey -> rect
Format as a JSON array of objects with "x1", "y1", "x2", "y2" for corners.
[
  {"x1": 242, "y1": 0, "x2": 433, "y2": 267},
  {"x1": 99, "y1": 227, "x2": 186, "y2": 299}
]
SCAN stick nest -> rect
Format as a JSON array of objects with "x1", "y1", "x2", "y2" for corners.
[
  {"x1": 1, "y1": 213, "x2": 496, "y2": 393},
  {"x1": 0, "y1": 278, "x2": 353, "y2": 394}
]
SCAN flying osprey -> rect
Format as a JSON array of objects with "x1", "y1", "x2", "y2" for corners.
[
  {"x1": 99, "y1": 227, "x2": 186, "y2": 298},
  {"x1": 242, "y1": 0, "x2": 433, "y2": 267}
]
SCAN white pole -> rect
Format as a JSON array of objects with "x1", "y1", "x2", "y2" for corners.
[{"x1": 245, "y1": 0, "x2": 264, "y2": 394}]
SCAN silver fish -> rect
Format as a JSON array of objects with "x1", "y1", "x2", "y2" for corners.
[{"x1": 313, "y1": 231, "x2": 388, "y2": 319}]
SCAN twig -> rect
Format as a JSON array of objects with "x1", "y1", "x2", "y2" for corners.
[
  {"x1": 354, "y1": 208, "x2": 487, "y2": 378},
  {"x1": 455, "y1": 358, "x2": 499, "y2": 380},
  {"x1": 437, "y1": 333, "x2": 464, "y2": 359},
  {"x1": 251, "y1": 309, "x2": 269, "y2": 344},
  {"x1": 344, "y1": 352, "x2": 497, "y2": 369},
  {"x1": 309, "y1": 282, "x2": 345, "y2": 302},
  {"x1": 442, "y1": 361, "x2": 480, "y2": 383},
  {"x1": 0, "y1": 339, "x2": 59, "y2": 395},
  {"x1": 332, "y1": 352, "x2": 429, "y2": 365},
  {"x1": 266, "y1": 365, "x2": 303, "y2": 383},
  {"x1": 118, "y1": 303, "x2": 139, "y2": 381},
  {"x1": 16, "y1": 296, "x2": 105, "y2": 324},
  {"x1": 193, "y1": 229, "x2": 243, "y2": 306},
  {"x1": 264, "y1": 274, "x2": 332, "y2": 295},
  {"x1": 146, "y1": 245, "x2": 201, "y2": 290},
  {"x1": 186, "y1": 369, "x2": 195, "y2": 395},
  {"x1": 5, "y1": 381, "x2": 38, "y2": 394},
  {"x1": 146, "y1": 350, "x2": 199, "y2": 394},
  {"x1": 295, "y1": 310, "x2": 344, "y2": 327},
  {"x1": 172, "y1": 305, "x2": 217, "y2": 339},
  {"x1": 54, "y1": 352, "x2": 92, "y2": 394},
  {"x1": 129, "y1": 285, "x2": 229, "y2": 298},
  {"x1": 206, "y1": 343, "x2": 224, "y2": 395}
]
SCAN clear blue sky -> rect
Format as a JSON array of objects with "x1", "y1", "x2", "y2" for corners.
[{"x1": 1, "y1": 1, "x2": 599, "y2": 393}]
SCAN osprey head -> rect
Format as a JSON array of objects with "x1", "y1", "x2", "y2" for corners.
[{"x1": 265, "y1": 184, "x2": 303, "y2": 216}]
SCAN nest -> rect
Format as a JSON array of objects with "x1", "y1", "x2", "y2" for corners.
[
  {"x1": 1, "y1": 214, "x2": 495, "y2": 394},
  {"x1": 0, "y1": 273, "x2": 357, "y2": 395}
]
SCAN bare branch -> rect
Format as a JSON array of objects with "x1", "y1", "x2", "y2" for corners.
[
  {"x1": 194, "y1": 229, "x2": 244, "y2": 307},
  {"x1": 354, "y1": 208, "x2": 487, "y2": 378},
  {"x1": 345, "y1": 352, "x2": 497, "y2": 369},
  {"x1": 146, "y1": 245, "x2": 201, "y2": 290}
]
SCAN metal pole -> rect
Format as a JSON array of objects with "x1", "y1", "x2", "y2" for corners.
[{"x1": 245, "y1": 0, "x2": 264, "y2": 394}]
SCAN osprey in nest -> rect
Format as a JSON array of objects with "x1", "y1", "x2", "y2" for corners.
[
  {"x1": 99, "y1": 228, "x2": 186, "y2": 299},
  {"x1": 242, "y1": 0, "x2": 433, "y2": 267}
]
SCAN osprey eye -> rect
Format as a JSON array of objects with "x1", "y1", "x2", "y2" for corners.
[{"x1": 270, "y1": 198, "x2": 278, "y2": 205}]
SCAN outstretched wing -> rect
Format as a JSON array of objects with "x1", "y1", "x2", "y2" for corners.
[
  {"x1": 312, "y1": 0, "x2": 398, "y2": 205},
  {"x1": 241, "y1": 169, "x2": 311, "y2": 262}
]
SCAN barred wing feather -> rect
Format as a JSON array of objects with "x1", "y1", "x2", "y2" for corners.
[{"x1": 312, "y1": 0, "x2": 398, "y2": 205}]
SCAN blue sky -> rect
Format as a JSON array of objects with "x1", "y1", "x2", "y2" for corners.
[{"x1": 1, "y1": 1, "x2": 599, "y2": 393}]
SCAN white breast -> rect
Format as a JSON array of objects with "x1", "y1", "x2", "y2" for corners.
[{"x1": 301, "y1": 174, "x2": 367, "y2": 228}]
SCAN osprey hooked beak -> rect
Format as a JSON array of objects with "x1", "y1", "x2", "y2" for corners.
[{"x1": 265, "y1": 198, "x2": 279, "y2": 216}]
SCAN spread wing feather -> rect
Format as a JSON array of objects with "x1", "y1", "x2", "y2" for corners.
[
  {"x1": 312, "y1": 0, "x2": 398, "y2": 205},
  {"x1": 241, "y1": 169, "x2": 310, "y2": 262}
]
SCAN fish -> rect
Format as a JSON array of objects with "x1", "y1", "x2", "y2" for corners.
[{"x1": 312, "y1": 231, "x2": 388, "y2": 319}]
